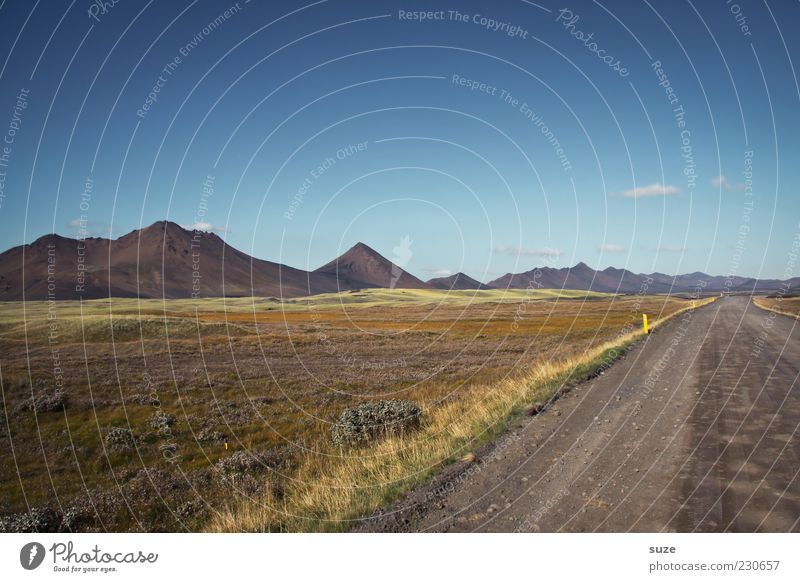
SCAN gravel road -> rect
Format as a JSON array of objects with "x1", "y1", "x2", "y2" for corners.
[{"x1": 360, "y1": 296, "x2": 800, "y2": 532}]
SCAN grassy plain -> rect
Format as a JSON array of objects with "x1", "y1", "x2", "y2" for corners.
[
  {"x1": 0, "y1": 289, "x2": 701, "y2": 531},
  {"x1": 753, "y1": 296, "x2": 800, "y2": 319}
]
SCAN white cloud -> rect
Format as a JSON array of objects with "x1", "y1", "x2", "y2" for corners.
[
  {"x1": 711, "y1": 175, "x2": 746, "y2": 191},
  {"x1": 655, "y1": 245, "x2": 688, "y2": 253},
  {"x1": 494, "y1": 245, "x2": 563, "y2": 258},
  {"x1": 423, "y1": 268, "x2": 453, "y2": 277},
  {"x1": 183, "y1": 222, "x2": 228, "y2": 234},
  {"x1": 599, "y1": 243, "x2": 625, "y2": 253},
  {"x1": 67, "y1": 218, "x2": 112, "y2": 236},
  {"x1": 620, "y1": 182, "x2": 680, "y2": 198},
  {"x1": 711, "y1": 175, "x2": 728, "y2": 189}
]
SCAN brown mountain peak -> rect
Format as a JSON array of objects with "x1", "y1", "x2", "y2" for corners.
[
  {"x1": 427, "y1": 272, "x2": 492, "y2": 290},
  {"x1": 314, "y1": 242, "x2": 430, "y2": 290}
]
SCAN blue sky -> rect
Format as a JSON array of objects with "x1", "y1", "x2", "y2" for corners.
[{"x1": 0, "y1": 0, "x2": 798, "y2": 281}]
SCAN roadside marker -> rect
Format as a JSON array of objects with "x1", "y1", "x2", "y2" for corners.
[
  {"x1": 642, "y1": 314, "x2": 649, "y2": 334},
  {"x1": 225, "y1": 441, "x2": 228, "y2": 450}
]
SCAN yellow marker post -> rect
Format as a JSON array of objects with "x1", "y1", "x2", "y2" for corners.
[
  {"x1": 224, "y1": 441, "x2": 228, "y2": 451},
  {"x1": 642, "y1": 314, "x2": 649, "y2": 334}
]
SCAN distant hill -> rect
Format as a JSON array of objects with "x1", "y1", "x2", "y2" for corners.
[
  {"x1": 0, "y1": 221, "x2": 342, "y2": 300},
  {"x1": 1, "y1": 221, "x2": 798, "y2": 300},
  {"x1": 427, "y1": 272, "x2": 492, "y2": 290},
  {"x1": 489, "y1": 263, "x2": 800, "y2": 294},
  {"x1": 489, "y1": 262, "x2": 655, "y2": 293},
  {"x1": 313, "y1": 242, "x2": 430, "y2": 290}
]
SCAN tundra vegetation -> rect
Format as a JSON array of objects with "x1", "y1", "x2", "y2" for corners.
[{"x1": 0, "y1": 289, "x2": 707, "y2": 531}]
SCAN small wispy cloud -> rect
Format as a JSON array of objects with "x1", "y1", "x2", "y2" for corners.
[
  {"x1": 423, "y1": 268, "x2": 453, "y2": 277},
  {"x1": 598, "y1": 243, "x2": 625, "y2": 253},
  {"x1": 183, "y1": 222, "x2": 228, "y2": 234},
  {"x1": 655, "y1": 245, "x2": 688, "y2": 253},
  {"x1": 67, "y1": 218, "x2": 112, "y2": 236},
  {"x1": 620, "y1": 182, "x2": 680, "y2": 198},
  {"x1": 494, "y1": 245, "x2": 563, "y2": 258},
  {"x1": 711, "y1": 175, "x2": 746, "y2": 191}
]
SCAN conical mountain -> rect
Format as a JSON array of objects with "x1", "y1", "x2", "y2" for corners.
[{"x1": 314, "y1": 242, "x2": 430, "y2": 290}]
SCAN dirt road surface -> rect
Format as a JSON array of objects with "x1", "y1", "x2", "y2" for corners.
[{"x1": 360, "y1": 296, "x2": 800, "y2": 532}]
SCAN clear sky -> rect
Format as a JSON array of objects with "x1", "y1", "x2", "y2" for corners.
[{"x1": 0, "y1": 0, "x2": 798, "y2": 281}]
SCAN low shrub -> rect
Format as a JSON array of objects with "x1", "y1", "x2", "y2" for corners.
[
  {"x1": 149, "y1": 411, "x2": 176, "y2": 432},
  {"x1": 214, "y1": 447, "x2": 292, "y2": 479},
  {"x1": 331, "y1": 400, "x2": 421, "y2": 448},
  {"x1": 197, "y1": 426, "x2": 226, "y2": 442},
  {"x1": 0, "y1": 507, "x2": 62, "y2": 533},
  {"x1": 16, "y1": 390, "x2": 67, "y2": 413},
  {"x1": 105, "y1": 427, "x2": 135, "y2": 451}
]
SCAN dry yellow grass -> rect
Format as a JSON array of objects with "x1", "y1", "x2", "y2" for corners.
[
  {"x1": 207, "y1": 296, "x2": 717, "y2": 532},
  {"x1": 753, "y1": 296, "x2": 800, "y2": 319}
]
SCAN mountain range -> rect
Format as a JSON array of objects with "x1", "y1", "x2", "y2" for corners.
[
  {"x1": 0, "y1": 221, "x2": 796, "y2": 300},
  {"x1": 488, "y1": 262, "x2": 798, "y2": 295}
]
